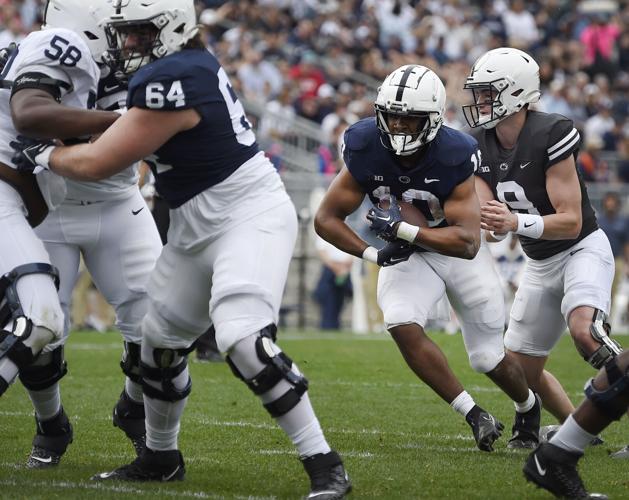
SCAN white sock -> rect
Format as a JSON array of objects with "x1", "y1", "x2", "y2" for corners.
[
  {"x1": 549, "y1": 414, "x2": 594, "y2": 454},
  {"x1": 450, "y1": 391, "x2": 476, "y2": 417},
  {"x1": 28, "y1": 383, "x2": 62, "y2": 421},
  {"x1": 276, "y1": 393, "x2": 331, "y2": 458},
  {"x1": 125, "y1": 377, "x2": 144, "y2": 403},
  {"x1": 514, "y1": 389, "x2": 536, "y2": 413}
]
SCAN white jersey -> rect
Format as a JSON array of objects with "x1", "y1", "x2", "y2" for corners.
[
  {"x1": 64, "y1": 65, "x2": 139, "y2": 203},
  {"x1": 0, "y1": 28, "x2": 99, "y2": 168}
]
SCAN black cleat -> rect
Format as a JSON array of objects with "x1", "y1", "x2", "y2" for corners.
[
  {"x1": 301, "y1": 450, "x2": 351, "y2": 499},
  {"x1": 466, "y1": 406, "x2": 504, "y2": 452},
  {"x1": 92, "y1": 448, "x2": 185, "y2": 482},
  {"x1": 113, "y1": 391, "x2": 146, "y2": 456},
  {"x1": 508, "y1": 393, "x2": 542, "y2": 449},
  {"x1": 26, "y1": 408, "x2": 73, "y2": 469},
  {"x1": 524, "y1": 443, "x2": 608, "y2": 499}
]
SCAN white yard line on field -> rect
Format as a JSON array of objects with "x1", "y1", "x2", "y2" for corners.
[{"x1": 0, "y1": 479, "x2": 274, "y2": 500}]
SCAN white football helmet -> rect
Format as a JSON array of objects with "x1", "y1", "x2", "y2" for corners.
[
  {"x1": 463, "y1": 47, "x2": 541, "y2": 129},
  {"x1": 104, "y1": 0, "x2": 199, "y2": 75},
  {"x1": 374, "y1": 65, "x2": 446, "y2": 156},
  {"x1": 43, "y1": 0, "x2": 112, "y2": 63}
]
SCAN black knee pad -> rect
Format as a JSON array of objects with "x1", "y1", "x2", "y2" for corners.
[
  {"x1": 18, "y1": 346, "x2": 67, "y2": 391},
  {"x1": 585, "y1": 358, "x2": 629, "y2": 420},
  {"x1": 227, "y1": 325, "x2": 308, "y2": 418},
  {"x1": 140, "y1": 348, "x2": 192, "y2": 402},
  {"x1": 120, "y1": 342, "x2": 142, "y2": 384}
]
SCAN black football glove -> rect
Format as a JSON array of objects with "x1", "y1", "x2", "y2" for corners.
[
  {"x1": 377, "y1": 240, "x2": 415, "y2": 267},
  {"x1": 10, "y1": 135, "x2": 56, "y2": 173},
  {"x1": 367, "y1": 196, "x2": 402, "y2": 242}
]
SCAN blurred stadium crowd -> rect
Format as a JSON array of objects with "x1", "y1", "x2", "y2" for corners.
[{"x1": 4, "y1": 0, "x2": 629, "y2": 183}]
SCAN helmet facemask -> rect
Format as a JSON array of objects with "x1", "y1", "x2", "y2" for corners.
[
  {"x1": 375, "y1": 105, "x2": 434, "y2": 156},
  {"x1": 462, "y1": 78, "x2": 515, "y2": 129},
  {"x1": 105, "y1": 19, "x2": 162, "y2": 76}
]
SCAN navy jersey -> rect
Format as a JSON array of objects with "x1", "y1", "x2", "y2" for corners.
[
  {"x1": 344, "y1": 118, "x2": 479, "y2": 231},
  {"x1": 127, "y1": 48, "x2": 259, "y2": 208},
  {"x1": 471, "y1": 111, "x2": 598, "y2": 260}
]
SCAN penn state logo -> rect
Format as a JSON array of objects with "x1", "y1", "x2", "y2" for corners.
[
  {"x1": 499, "y1": 163, "x2": 508, "y2": 171},
  {"x1": 399, "y1": 176, "x2": 411, "y2": 184}
]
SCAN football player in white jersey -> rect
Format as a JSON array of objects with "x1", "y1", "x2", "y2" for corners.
[
  {"x1": 465, "y1": 47, "x2": 619, "y2": 443},
  {"x1": 29, "y1": 0, "x2": 163, "y2": 459},
  {"x1": 0, "y1": 0, "x2": 123, "y2": 468},
  {"x1": 12, "y1": 1, "x2": 350, "y2": 497}
]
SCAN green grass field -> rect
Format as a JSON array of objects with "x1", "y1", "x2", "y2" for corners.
[{"x1": 1, "y1": 329, "x2": 629, "y2": 499}]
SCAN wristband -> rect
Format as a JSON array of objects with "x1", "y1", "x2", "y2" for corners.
[
  {"x1": 396, "y1": 221, "x2": 420, "y2": 243},
  {"x1": 362, "y1": 246, "x2": 378, "y2": 264},
  {"x1": 34, "y1": 146, "x2": 54, "y2": 171},
  {"x1": 515, "y1": 213, "x2": 544, "y2": 239},
  {"x1": 488, "y1": 230, "x2": 508, "y2": 242}
]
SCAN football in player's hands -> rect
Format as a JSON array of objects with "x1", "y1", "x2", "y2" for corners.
[{"x1": 375, "y1": 197, "x2": 428, "y2": 228}]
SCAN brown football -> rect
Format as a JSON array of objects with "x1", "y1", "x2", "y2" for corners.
[{"x1": 377, "y1": 198, "x2": 428, "y2": 227}]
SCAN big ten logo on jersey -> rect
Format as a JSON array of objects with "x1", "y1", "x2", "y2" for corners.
[{"x1": 371, "y1": 185, "x2": 445, "y2": 227}]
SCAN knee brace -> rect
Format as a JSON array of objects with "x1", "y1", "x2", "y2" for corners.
[
  {"x1": 18, "y1": 346, "x2": 67, "y2": 391},
  {"x1": 0, "y1": 263, "x2": 60, "y2": 367},
  {"x1": 226, "y1": 324, "x2": 309, "y2": 418},
  {"x1": 584, "y1": 357, "x2": 629, "y2": 420},
  {"x1": 0, "y1": 263, "x2": 60, "y2": 328},
  {"x1": 140, "y1": 347, "x2": 192, "y2": 402},
  {"x1": 120, "y1": 342, "x2": 142, "y2": 384},
  {"x1": 582, "y1": 309, "x2": 623, "y2": 369}
]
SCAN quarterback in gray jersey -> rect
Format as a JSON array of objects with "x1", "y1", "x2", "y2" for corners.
[{"x1": 464, "y1": 48, "x2": 619, "y2": 445}]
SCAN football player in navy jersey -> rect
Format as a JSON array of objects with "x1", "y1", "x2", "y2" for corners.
[
  {"x1": 11, "y1": 0, "x2": 350, "y2": 497},
  {"x1": 464, "y1": 48, "x2": 620, "y2": 452},
  {"x1": 315, "y1": 64, "x2": 541, "y2": 453}
]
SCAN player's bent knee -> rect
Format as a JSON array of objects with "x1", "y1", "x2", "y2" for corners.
[
  {"x1": 585, "y1": 357, "x2": 629, "y2": 420},
  {"x1": 382, "y1": 306, "x2": 418, "y2": 330},
  {"x1": 576, "y1": 309, "x2": 623, "y2": 369},
  {"x1": 18, "y1": 346, "x2": 67, "y2": 390},
  {"x1": 227, "y1": 324, "x2": 308, "y2": 417},
  {"x1": 469, "y1": 350, "x2": 504, "y2": 374},
  {"x1": 140, "y1": 346, "x2": 193, "y2": 402}
]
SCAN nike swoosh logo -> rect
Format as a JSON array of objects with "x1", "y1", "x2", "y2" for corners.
[
  {"x1": 524, "y1": 222, "x2": 536, "y2": 228},
  {"x1": 569, "y1": 247, "x2": 584, "y2": 256},
  {"x1": 31, "y1": 456, "x2": 52, "y2": 464},
  {"x1": 520, "y1": 162, "x2": 531, "y2": 169},
  {"x1": 132, "y1": 207, "x2": 144, "y2": 215},
  {"x1": 424, "y1": 178, "x2": 439, "y2": 183},
  {"x1": 103, "y1": 84, "x2": 120, "y2": 93},
  {"x1": 162, "y1": 465, "x2": 180, "y2": 481},
  {"x1": 376, "y1": 215, "x2": 391, "y2": 221},
  {"x1": 482, "y1": 415, "x2": 495, "y2": 423},
  {"x1": 534, "y1": 455, "x2": 546, "y2": 476},
  {"x1": 389, "y1": 256, "x2": 408, "y2": 263},
  {"x1": 96, "y1": 470, "x2": 116, "y2": 479}
]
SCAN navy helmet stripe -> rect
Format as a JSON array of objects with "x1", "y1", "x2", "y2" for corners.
[{"x1": 395, "y1": 65, "x2": 429, "y2": 102}]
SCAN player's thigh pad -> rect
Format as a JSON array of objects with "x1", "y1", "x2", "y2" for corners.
[
  {"x1": 210, "y1": 202, "x2": 297, "y2": 353},
  {"x1": 0, "y1": 210, "x2": 63, "y2": 336},
  {"x1": 84, "y1": 192, "x2": 162, "y2": 342},
  {"x1": 441, "y1": 247, "x2": 505, "y2": 372},
  {"x1": 377, "y1": 253, "x2": 446, "y2": 329},
  {"x1": 141, "y1": 243, "x2": 212, "y2": 350},
  {"x1": 561, "y1": 229, "x2": 615, "y2": 320},
  {"x1": 504, "y1": 257, "x2": 566, "y2": 356}
]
